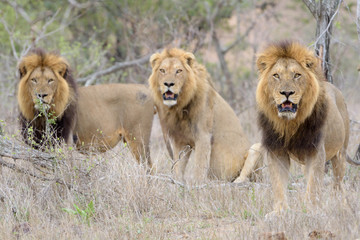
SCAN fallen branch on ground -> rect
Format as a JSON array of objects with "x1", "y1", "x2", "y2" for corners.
[{"x1": 0, "y1": 136, "x2": 74, "y2": 188}]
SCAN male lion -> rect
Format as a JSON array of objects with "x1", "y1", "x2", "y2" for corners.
[
  {"x1": 17, "y1": 50, "x2": 155, "y2": 170},
  {"x1": 74, "y1": 84, "x2": 155, "y2": 170},
  {"x1": 148, "y1": 48, "x2": 257, "y2": 184},
  {"x1": 17, "y1": 49, "x2": 77, "y2": 146},
  {"x1": 255, "y1": 41, "x2": 360, "y2": 214}
]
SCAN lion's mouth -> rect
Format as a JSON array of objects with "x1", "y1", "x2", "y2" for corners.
[
  {"x1": 163, "y1": 91, "x2": 178, "y2": 101},
  {"x1": 277, "y1": 100, "x2": 297, "y2": 113}
]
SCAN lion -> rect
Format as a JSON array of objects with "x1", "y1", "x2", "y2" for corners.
[
  {"x1": 255, "y1": 41, "x2": 360, "y2": 214},
  {"x1": 148, "y1": 48, "x2": 259, "y2": 184},
  {"x1": 74, "y1": 83, "x2": 155, "y2": 170},
  {"x1": 17, "y1": 49, "x2": 155, "y2": 170},
  {"x1": 17, "y1": 48, "x2": 77, "y2": 147}
]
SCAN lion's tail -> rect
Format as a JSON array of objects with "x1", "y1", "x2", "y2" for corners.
[{"x1": 345, "y1": 144, "x2": 360, "y2": 166}]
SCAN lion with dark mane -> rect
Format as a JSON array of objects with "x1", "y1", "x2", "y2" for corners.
[
  {"x1": 256, "y1": 41, "x2": 360, "y2": 214},
  {"x1": 17, "y1": 49, "x2": 77, "y2": 146},
  {"x1": 17, "y1": 49, "x2": 155, "y2": 170},
  {"x1": 148, "y1": 48, "x2": 260, "y2": 184}
]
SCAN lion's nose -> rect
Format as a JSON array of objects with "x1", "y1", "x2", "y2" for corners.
[
  {"x1": 280, "y1": 91, "x2": 294, "y2": 98},
  {"x1": 37, "y1": 93, "x2": 48, "y2": 99},
  {"x1": 164, "y1": 82, "x2": 175, "y2": 87}
]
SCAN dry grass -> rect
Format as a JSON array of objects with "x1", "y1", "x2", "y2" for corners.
[
  {"x1": 0, "y1": 111, "x2": 359, "y2": 239},
  {"x1": 1, "y1": 2, "x2": 360, "y2": 237}
]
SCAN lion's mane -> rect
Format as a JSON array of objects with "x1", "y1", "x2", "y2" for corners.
[
  {"x1": 256, "y1": 41, "x2": 328, "y2": 157},
  {"x1": 17, "y1": 48, "x2": 77, "y2": 145}
]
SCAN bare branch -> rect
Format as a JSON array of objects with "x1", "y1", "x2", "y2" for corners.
[
  {"x1": 0, "y1": 157, "x2": 72, "y2": 188},
  {"x1": 5, "y1": 0, "x2": 31, "y2": 23},
  {"x1": 146, "y1": 174, "x2": 270, "y2": 190},
  {"x1": 0, "y1": 137, "x2": 57, "y2": 167},
  {"x1": 0, "y1": 18, "x2": 19, "y2": 60},
  {"x1": 68, "y1": 0, "x2": 94, "y2": 9},
  {"x1": 77, "y1": 53, "x2": 152, "y2": 86},
  {"x1": 222, "y1": 20, "x2": 257, "y2": 55},
  {"x1": 303, "y1": 0, "x2": 317, "y2": 18}
]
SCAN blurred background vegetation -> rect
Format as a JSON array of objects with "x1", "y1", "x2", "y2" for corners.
[{"x1": 0, "y1": 0, "x2": 360, "y2": 139}]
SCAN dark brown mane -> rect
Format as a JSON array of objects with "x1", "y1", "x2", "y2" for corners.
[{"x1": 259, "y1": 87, "x2": 328, "y2": 157}]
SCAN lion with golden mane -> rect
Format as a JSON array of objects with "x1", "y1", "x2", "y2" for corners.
[
  {"x1": 148, "y1": 48, "x2": 260, "y2": 184},
  {"x1": 255, "y1": 41, "x2": 360, "y2": 214},
  {"x1": 17, "y1": 48, "x2": 77, "y2": 146}
]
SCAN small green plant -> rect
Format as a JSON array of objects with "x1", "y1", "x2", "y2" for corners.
[{"x1": 62, "y1": 200, "x2": 95, "y2": 226}]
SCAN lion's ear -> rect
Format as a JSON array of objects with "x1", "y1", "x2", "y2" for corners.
[
  {"x1": 304, "y1": 56, "x2": 318, "y2": 70},
  {"x1": 183, "y1": 52, "x2": 195, "y2": 67},
  {"x1": 256, "y1": 56, "x2": 267, "y2": 73},
  {"x1": 57, "y1": 63, "x2": 68, "y2": 78},
  {"x1": 18, "y1": 61, "x2": 27, "y2": 79},
  {"x1": 150, "y1": 53, "x2": 161, "y2": 69}
]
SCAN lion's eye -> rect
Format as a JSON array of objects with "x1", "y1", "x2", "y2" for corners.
[
  {"x1": 294, "y1": 73, "x2": 301, "y2": 79},
  {"x1": 48, "y1": 79, "x2": 54, "y2": 84},
  {"x1": 159, "y1": 69, "x2": 165, "y2": 73},
  {"x1": 273, "y1": 74, "x2": 280, "y2": 79},
  {"x1": 31, "y1": 78, "x2": 37, "y2": 83},
  {"x1": 176, "y1": 69, "x2": 182, "y2": 74}
]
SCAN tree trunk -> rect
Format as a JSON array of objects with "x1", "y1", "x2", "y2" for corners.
[
  {"x1": 303, "y1": 0, "x2": 341, "y2": 83},
  {"x1": 357, "y1": 0, "x2": 360, "y2": 44},
  {"x1": 212, "y1": 31, "x2": 235, "y2": 106}
]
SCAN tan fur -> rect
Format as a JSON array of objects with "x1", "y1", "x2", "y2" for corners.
[
  {"x1": 256, "y1": 41, "x2": 352, "y2": 214},
  {"x1": 149, "y1": 48, "x2": 250, "y2": 184},
  {"x1": 74, "y1": 84, "x2": 155, "y2": 170}
]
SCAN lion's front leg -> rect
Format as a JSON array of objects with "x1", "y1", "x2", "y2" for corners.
[
  {"x1": 186, "y1": 133, "x2": 212, "y2": 185},
  {"x1": 268, "y1": 150, "x2": 290, "y2": 213},
  {"x1": 304, "y1": 143, "x2": 326, "y2": 204},
  {"x1": 172, "y1": 143, "x2": 191, "y2": 183}
]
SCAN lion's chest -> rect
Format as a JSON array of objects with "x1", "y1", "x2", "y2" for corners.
[{"x1": 162, "y1": 110, "x2": 195, "y2": 146}]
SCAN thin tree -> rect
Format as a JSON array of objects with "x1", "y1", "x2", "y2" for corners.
[{"x1": 303, "y1": 0, "x2": 342, "y2": 83}]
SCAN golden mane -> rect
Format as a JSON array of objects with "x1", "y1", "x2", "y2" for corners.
[
  {"x1": 255, "y1": 41, "x2": 326, "y2": 140},
  {"x1": 17, "y1": 49, "x2": 76, "y2": 120},
  {"x1": 148, "y1": 48, "x2": 213, "y2": 110},
  {"x1": 148, "y1": 48, "x2": 252, "y2": 183}
]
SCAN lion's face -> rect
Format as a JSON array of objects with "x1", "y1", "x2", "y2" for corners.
[
  {"x1": 267, "y1": 58, "x2": 310, "y2": 120},
  {"x1": 156, "y1": 57, "x2": 190, "y2": 107},
  {"x1": 149, "y1": 48, "x2": 196, "y2": 108},
  {"x1": 17, "y1": 50, "x2": 74, "y2": 121},
  {"x1": 256, "y1": 42, "x2": 320, "y2": 126},
  {"x1": 27, "y1": 67, "x2": 58, "y2": 111}
]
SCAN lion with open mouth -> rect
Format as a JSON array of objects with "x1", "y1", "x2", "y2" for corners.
[
  {"x1": 255, "y1": 41, "x2": 360, "y2": 214},
  {"x1": 148, "y1": 48, "x2": 261, "y2": 184}
]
